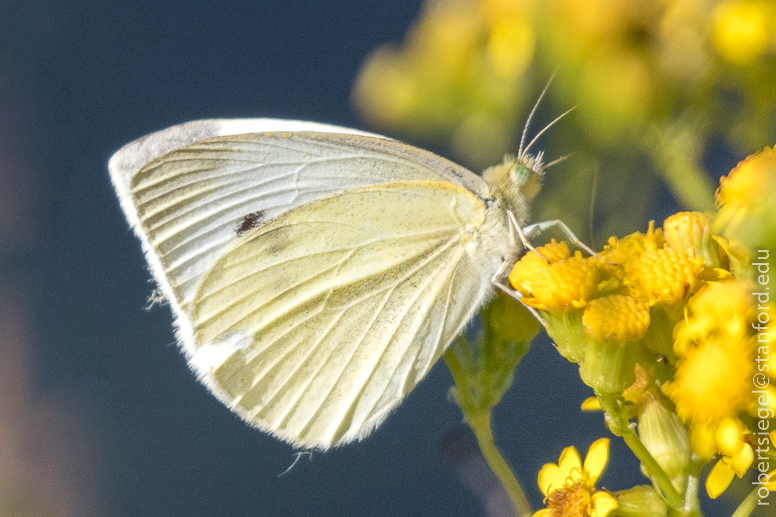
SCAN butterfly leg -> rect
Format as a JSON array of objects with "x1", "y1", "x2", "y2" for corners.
[
  {"x1": 507, "y1": 211, "x2": 540, "y2": 255},
  {"x1": 489, "y1": 239, "x2": 548, "y2": 329},
  {"x1": 520, "y1": 219, "x2": 598, "y2": 257},
  {"x1": 490, "y1": 276, "x2": 548, "y2": 329}
]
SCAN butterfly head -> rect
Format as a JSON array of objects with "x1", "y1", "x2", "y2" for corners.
[{"x1": 482, "y1": 152, "x2": 545, "y2": 223}]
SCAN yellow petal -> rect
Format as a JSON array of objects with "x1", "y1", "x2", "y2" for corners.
[
  {"x1": 532, "y1": 509, "x2": 552, "y2": 517},
  {"x1": 558, "y1": 446, "x2": 583, "y2": 481},
  {"x1": 591, "y1": 491, "x2": 619, "y2": 517},
  {"x1": 538, "y1": 463, "x2": 564, "y2": 496},
  {"x1": 728, "y1": 443, "x2": 754, "y2": 477},
  {"x1": 715, "y1": 418, "x2": 743, "y2": 456},
  {"x1": 706, "y1": 459, "x2": 736, "y2": 499},
  {"x1": 584, "y1": 438, "x2": 610, "y2": 481},
  {"x1": 581, "y1": 397, "x2": 602, "y2": 411}
]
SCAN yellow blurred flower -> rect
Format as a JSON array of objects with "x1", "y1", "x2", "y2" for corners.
[
  {"x1": 715, "y1": 144, "x2": 776, "y2": 249},
  {"x1": 665, "y1": 336, "x2": 753, "y2": 425},
  {"x1": 354, "y1": 0, "x2": 776, "y2": 239},
  {"x1": 534, "y1": 438, "x2": 617, "y2": 517},
  {"x1": 662, "y1": 211, "x2": 723, "y2": 267},
  {"x1": 717, "y1": 144, "x2": 776, "y2": 211},
  {"x1": 712, "y1": 0, "x2": 775, "y2": 65},
  {"x1": 672, "y1": 280, "x2": 754, "y2": 356},
  {"x1": 486, "y1": 16, "x2": 535, "y2": 81}
]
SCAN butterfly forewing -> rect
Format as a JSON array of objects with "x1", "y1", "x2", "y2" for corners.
[
  {"x1": 190, "y1": 181, "x2": 493, "y2": 448},
  {"x1": 116, "y1": 130, "x2": 488, "y2": 321}
]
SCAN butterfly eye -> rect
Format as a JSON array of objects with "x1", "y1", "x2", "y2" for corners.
[{"x1": 510, "y1": 163, "x2": 533, "y2": 186}]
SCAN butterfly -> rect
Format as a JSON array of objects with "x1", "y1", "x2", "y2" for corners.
[{"x1": 109, "y1": 100, "x2": 576, "y2": 449}]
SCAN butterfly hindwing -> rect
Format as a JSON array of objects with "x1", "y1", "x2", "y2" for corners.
[{"x1": 188, "y1": 181, "x2": 495, "y2": 448}]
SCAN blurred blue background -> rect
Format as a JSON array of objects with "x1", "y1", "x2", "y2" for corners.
[{"x1": 0, "y1": 1, "x2": 720, "y2": 516}]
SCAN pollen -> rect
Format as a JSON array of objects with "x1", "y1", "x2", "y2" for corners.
[
  {"x1": 623, "y1": 247, "x2": 704, "y2": 306},
  {"x1": 582, "y1": 295, "x2": 650, "y2": 343},
  {"x1": 544, "y1": 483, "x2": 593, "y2": 517}
]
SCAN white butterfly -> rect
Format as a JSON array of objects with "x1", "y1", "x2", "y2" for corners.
[{"x1": 109, "y1": 109, "x2": 573, "y2": 450}]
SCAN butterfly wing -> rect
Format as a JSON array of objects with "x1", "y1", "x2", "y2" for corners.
[
  {"x1": 108, "y1": 122, "x2": 490, "y2": 338},
  {"x1": 189, "y1": 181, "x2": 498, "y2": 448}
]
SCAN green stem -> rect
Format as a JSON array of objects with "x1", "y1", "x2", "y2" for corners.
[
  {"x1": 598, "y1": 393, "x2": 685, "y2": 510},
  {"x1": 620, "y1": 430, "x2": 685, "y2": 510},
  {"x1": 468, "y1": 411, "x2": 532, "y2": 517},
  {"x1": 682, "y1": 453, "x2": 703, "y2": 515},
  {"x1": 444, "y1": 348, "x2": 477, "y2": 414},
  {"x1": 731, "y1": 487, "x2": 762, "y2": 517}
]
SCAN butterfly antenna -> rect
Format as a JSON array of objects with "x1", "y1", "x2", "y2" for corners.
[
  {"x1": 523, "y1": 106, "x2": 575, "y2": 158},
  {"x1": 519, "y1": 71, "x2": 556, "y2": 158},
  {"x1": 544, "y1": 151, "x2": 575, "y2": 170}
]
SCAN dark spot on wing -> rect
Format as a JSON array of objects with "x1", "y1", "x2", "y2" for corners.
[{"x1": 236, "y1": 210, "x2": 266, "y2": 236}]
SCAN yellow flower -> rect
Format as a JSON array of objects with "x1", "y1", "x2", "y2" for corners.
[
  {"x1": 665, "y1": 335, "x2": 753, "y2": 425},
  {"x1": 510, "y1": 249, "x2": 600, "y2": 312},
  {"x1": 711, "y1": 0, "x2": 774, "y2": 65},
  {"x1": 528, "y1": 256, "x2": 600, "y2": 311},
  {"x1": 601, "y1": 222, "x2": 665, "y2": 266},
  {"x1": 582, "y1": 295, "x2": 650, "y2": 343},
  {"x1": 581, "y1": 397, "x2": 602, "y2": 411},
  {"x1": 535, "y1": 438, "x2": 617, "y2": 517},
  {"x1": 715, "y1": 145, "x2": 776, "y2": 248},
  {"x1": 662, "y1": 211, "x2": 723, "y2": 268},
  {"x1": 509, "y1": 240, "x2": 571, "y2": 295},
  {"x1": 623, "y1": 247, "x2": 704, "y2": 306},
  {"x1": 717, "y1": 145, "x2": 776, "y2": 210},
  {"x1": 706, "y1": 459, "x2": 737, "y2": 499},
  {"x1": 693, "y1": 417, "x2": 754, "y2": 498},
  {"x1": 672, "y1": 280, "x2": 754, "y2": 356}
]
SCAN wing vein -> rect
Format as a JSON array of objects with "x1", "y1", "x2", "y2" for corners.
[{"x1": 195, "y1": 226, "x2": 459, "y2": 326}]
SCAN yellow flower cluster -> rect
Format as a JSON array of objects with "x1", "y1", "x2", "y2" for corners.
[
  {"x1": 664, "y1": 281, "x2": 758, "y2": 497},
  {"x1": 512, "y1": 145, "x2": 776, "y2": 501},
  {"x1": 509, "y1": 220, "x2": 703, "y2": 348}
]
